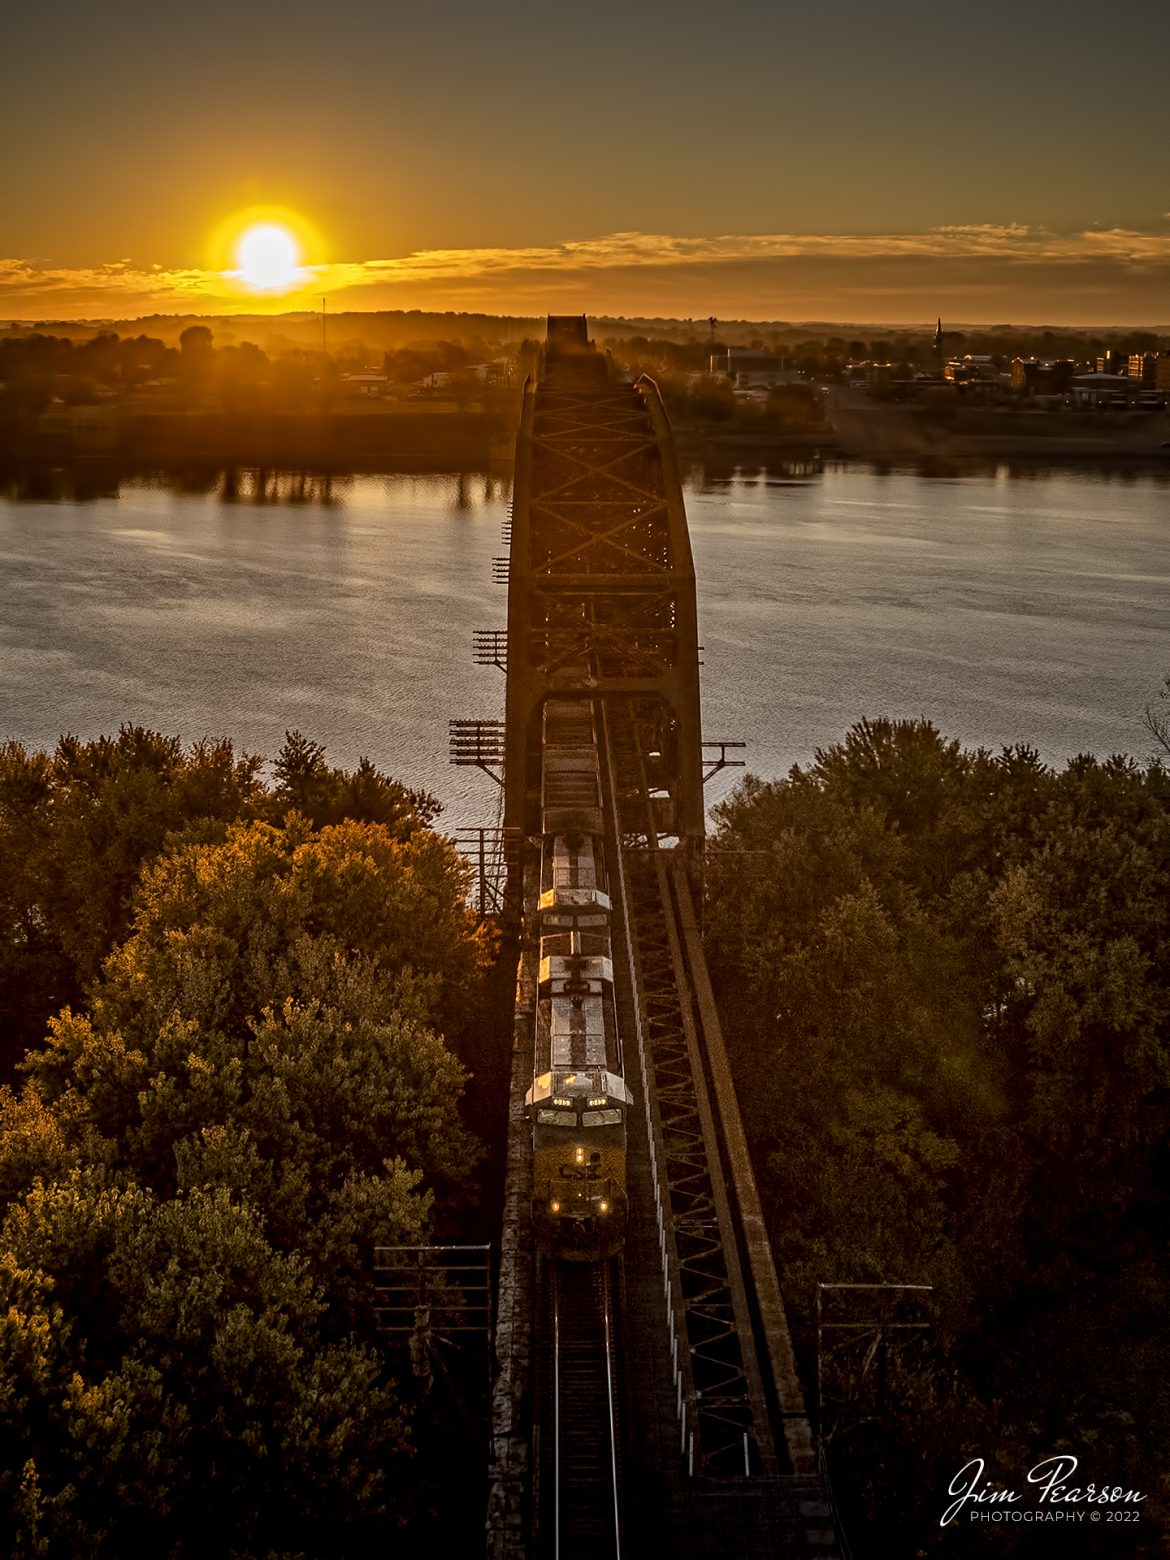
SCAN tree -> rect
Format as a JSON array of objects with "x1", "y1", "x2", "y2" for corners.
[
  {"x1": 0, "y1": 1176, "x2": 410, "y2": 1557},
  {"x1": 1143, "y1": 672, "x2": 1170, "y2": 762},
  {"x1": 271, "y1": 730, "x2": 438, "y2": 833},
  {"x1": 178, "y1": 325, "x2": 213, "y2": 357},
  {"x1": 0, "y1": 804, "x2": 487, "y2": 1553},
  {"x1": 690, "y1": 375, "x2": 738, "y2": 421},
  {"x1": 178, "y1": 326, "x2": 214, "y2": 405},
  {"x1": 703, "y1": 719, "x2": 1170, "y2": 1548},
  {"x1": 765, "y1": 382, "x2": 825, "y2": 433},
  {"x1": 0, "y1": 730, "x2": 446, "y2": 1083},
  {"x1": 0, "y1": 730, "x2": 265, "y2": 1077}
]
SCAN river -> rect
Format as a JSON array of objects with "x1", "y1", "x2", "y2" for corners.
[{"x1": 1, "y1": 462, "x2": 1167, "y2": 831}]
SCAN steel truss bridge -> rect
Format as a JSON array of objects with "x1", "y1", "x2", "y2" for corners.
[{"x1": 478, "y1": 318, "x2": 845, "y2": 1559}]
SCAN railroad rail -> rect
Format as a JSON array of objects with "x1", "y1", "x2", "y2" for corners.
[{"x1": 539, "y1": 1259, "x2": 623, "y2": 1560}]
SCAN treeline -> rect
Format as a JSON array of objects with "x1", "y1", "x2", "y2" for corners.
[
  {"x1": 0, "y1": 310, "x2": 542, "y2": 356},
  {"x1": 0, "y1": 729, "x2": 498, "y2": 1556},
  {"x1": 681, "y1": 376, "x2": 826, "y2": 433},
  {"x1": 704, "y1": 720, "x2": 1170, "y2": 1553},
  {"x1": 0, "y1": 329, "x2": 316, "y2": 417},
  {"x1": 0, "y1": 327, "x2": 522, "y2": 420},
  {"x1": 606, "y1": 338, "x2": 827, "y2": 433}
]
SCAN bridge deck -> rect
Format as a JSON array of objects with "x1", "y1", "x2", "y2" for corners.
[{"x1": 486, "y1": 319, "x2": 844, "y2": 1559}]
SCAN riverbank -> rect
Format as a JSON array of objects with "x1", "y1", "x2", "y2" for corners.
[
  {"x1": 0, "y1": 402, "x2": 512, "y2": 469},
  {"x1": 828, "y1": 399, "x2": 1170, "y2": 464},
  {"x1": 5, "y1": 398, "x2": 1170, "y2": 472},
  {"x1": 672, "y1": 423, "x2": 837, "y2": 460}
]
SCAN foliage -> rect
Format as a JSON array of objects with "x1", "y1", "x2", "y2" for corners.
[
  {"x1": 271, "y1": 730, "x2": 439, "y2": 833},
  {"x1": 0, "y1": 327, "x2": 512, "y2": 427},
  {"x1": 1143, "y1": 672, "x2": 1170, "y2": 763},
  {"x1": 706, "y1": 719, "x2": 1170, "y2": 1553},
  {"x1": 764, "y1": 382, "x2": 825, "y2": 431},
  {"x1": 0, "y1": 727, "x2": 440, "y2": 1079},
  {"x1": 0, "y1": 730, "x2": 265, "y2": 1070},
  {"x1": 0, "y1": 1180, "x2": 408, "y2": 1557},
  {"x1": 0, "y1": 738, "x2": 491, "y2": 1554}
]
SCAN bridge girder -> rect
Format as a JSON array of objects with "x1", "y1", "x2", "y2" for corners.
[{"x1": 503, "y1": 320, "x2": 704, "y2": 864}]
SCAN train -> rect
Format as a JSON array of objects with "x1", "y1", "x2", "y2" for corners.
[{"x1": 525, "y1": 698, "x2": 631, "y2": 1262}]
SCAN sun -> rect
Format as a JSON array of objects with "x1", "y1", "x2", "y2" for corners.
[
  {"x1": 209, "y1": 205, "x2": 323, "y2": 302},
  {"x1": 236, "y1": 223, "x2": 301, "y2": 291}
]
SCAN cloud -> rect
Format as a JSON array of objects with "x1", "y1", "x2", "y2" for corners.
[
  {"x1": 4, "y1": 225, "x2": 1170, "y2": 324},
  {"x1": 305, "y1": 225, "x2": 1170, "y2": 286}
]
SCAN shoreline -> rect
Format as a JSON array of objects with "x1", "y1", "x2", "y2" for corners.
[
  {"x1": 824, "y1": 399, "x2": 1170, "y2": 467},
  {"x1": 3, "y1": 403, "x2": 1170, "y2": 476}
]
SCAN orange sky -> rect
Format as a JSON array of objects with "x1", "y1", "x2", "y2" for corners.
[
  {"x1": 4, "y1": 227, "x2": 1170, "y2": 328},
  {"x1": 4, "y1": 1, "x2": 1169, "y2": 326}
]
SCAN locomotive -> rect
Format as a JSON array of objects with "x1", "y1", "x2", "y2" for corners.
[{"x1": 525, "y1": 698, "x2": 631, "y2": 1262}]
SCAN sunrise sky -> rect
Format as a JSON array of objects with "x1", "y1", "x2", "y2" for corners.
[{"x1": 5, "y1": 0, "x2": 1169, "y2": 324}]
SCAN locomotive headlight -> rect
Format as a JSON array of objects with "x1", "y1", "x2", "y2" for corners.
[
  {"x1": 550, "y1": 1200, "x2": 561, "y2": 1213},
  {"x1": 575, "y1": 1147, "x2": 585, "y2": 1164},
  {"x1": 599, "y1": 1200, "x2": 609, "y2": 1214}
]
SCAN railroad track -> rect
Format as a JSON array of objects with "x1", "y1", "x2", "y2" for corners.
[{"x1": 540, "y1": 1259, "x2": 623, "y2": 1560}]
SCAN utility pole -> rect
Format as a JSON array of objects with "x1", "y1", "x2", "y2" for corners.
[{"x1": 321, "y1": 296, "x2": 327, "y2": 359}]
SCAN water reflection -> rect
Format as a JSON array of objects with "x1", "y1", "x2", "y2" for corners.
[
  {"x1": 0, "y1": 462, "x2": 505, "y2": 507},
  {"x1": 5, "y1": 456, "x2": 1167, "y2": 507},
  {"x1": 0, "y1": 462, "x2": 124, "y2": 504},
  {"x1": 218, "y1": 469, "x2": 343, "y2": 506},
  {"x1": 680, "y1": 452, "x2": 1170, "y2": 494}
]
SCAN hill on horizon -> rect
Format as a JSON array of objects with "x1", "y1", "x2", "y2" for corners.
[{"x1": 2, "y1": 310, "x2": 1166, "y2": 356}]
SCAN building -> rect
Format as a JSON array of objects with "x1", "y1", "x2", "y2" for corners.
[
  {"x1": 339, "y1": 371, "x2": 388, "y2": 398},
  {"x1": 863, "y1": 361, "x2": 894, "y2": 390},
  {"x1": 709, "y1": 349, "x2": 800, "y2": 391},
  {"x1": 1096, "y1": 350, "x2": 1128, "y2": 375},
  {"x1": 1011, "y1": 358, "x2": 1075, "y2": 395},
  {"x1": 1158, "y1": 352, "x2": 1170, "y2": 393},
  {"x1": 1071, "y1": 372, "x2": 1140, "y2": 407},
  {"x1": 1127, "y1": 353, "x2": 1157, "y2": 387},
  {"x1": 945, "y1": 355, "x2": 1001, "y2": 384}
]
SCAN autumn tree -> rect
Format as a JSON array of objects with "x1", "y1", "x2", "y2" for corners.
[
  {"x1": 0, "y1": 729, "x2": 444, "y2": 1081},
  {"x1": 704, "y1": 719, "x2": 1170, "y2": 1550},
  {"x1": 0, "y1": 805, "x2": 488, "y2": 1555},
  {"x1": 0, "y1": 730, "x2": 265, "y2": 1074},
  {"x1": 270, "y1": 729, "x2": 438, "y2": 834}
]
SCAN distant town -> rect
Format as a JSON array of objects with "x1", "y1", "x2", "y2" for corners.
[
  {"x1": 714, "y1": 336, "x2": 1169, "y2": 407},
  {"x1": 1, "y1": 312, "x2": 1167, "y2": 466}
]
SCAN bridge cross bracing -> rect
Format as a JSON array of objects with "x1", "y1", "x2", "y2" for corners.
[
  {"x1": 502, "y1": 320, "x2": 704, "y2": 861},
  {"x1": 486, "y1": 318, "x2": 843, "y2": 1560}
]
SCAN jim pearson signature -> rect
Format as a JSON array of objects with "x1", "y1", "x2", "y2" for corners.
[{"x1": 941, "y1": 1457, "x2": 1146, "y2": 1527}]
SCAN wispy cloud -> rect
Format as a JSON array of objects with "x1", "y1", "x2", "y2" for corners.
[
  {"x1": 4, "y1": 225, "x2": 1170, "y2": 324},
  {"x1": 302, "y1": 225, "x2": 1170, "y2": 286}
]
